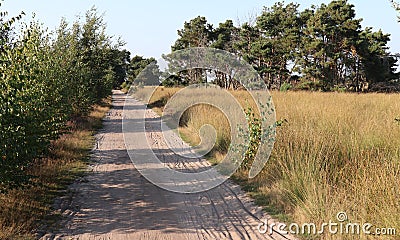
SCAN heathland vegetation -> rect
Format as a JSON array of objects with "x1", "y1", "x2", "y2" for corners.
[{"x1": 1, "y1": 0, "x2": 400, "y2": 239}]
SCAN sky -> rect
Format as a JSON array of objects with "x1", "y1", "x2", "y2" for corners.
[{"x1": 2, "y1": 0, "x2": 399, "y2": 60}]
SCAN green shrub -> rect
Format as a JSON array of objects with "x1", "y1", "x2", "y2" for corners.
[
  {"x1": 295, "y1": 79, "x2": 324, "y2": 91},
  {"x1": 240, "y1": 107, "x2": 262, "y2": 170},
  {"x1": 280, "y1": 82, "x2": 292, "y2": 92},
  {"x1": 0, "y1": 22, "x2": 66, "y2": 190},
  {"x1": 0, "y1": 7, "x2": 123, "y2": 190}
]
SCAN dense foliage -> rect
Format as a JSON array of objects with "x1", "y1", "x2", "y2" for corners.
[
  {"x1": 0, "y1": 5, "x2": 128, "y2": 190},
  {"x1": 168, "y1": 0, "x2": 399, "y2": 91},
  {"x1": 124, "y1": 55, "x2": 160, "y2": 87}
]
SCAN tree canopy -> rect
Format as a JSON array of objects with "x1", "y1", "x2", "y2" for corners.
[{"x1": 166, "y1": 0, "x2": 399, "y2": 91}]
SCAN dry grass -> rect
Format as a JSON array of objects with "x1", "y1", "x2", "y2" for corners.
[
  {"x1": 257, "y1": 92, "x2": 400, "y2": 239},
  {"x1": 140, "y1": 86, "x2": 400, "y2": 239},
  {"x1": 0, "y1": 100, "x2": 110, "y2": 239}
]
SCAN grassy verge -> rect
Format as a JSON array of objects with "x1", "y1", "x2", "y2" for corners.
[
  {"x1": 140, "y1": 86, "x2": 400, "y2": 240},
  {"x1": 0, "y1": 100, "x2": 111, "y2": 239}
]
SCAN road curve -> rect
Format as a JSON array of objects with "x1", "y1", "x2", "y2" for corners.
[{"x1": 41, "y1": 90, "x2": 296, "y2": 240}]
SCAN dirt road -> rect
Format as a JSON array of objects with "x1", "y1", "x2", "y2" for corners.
[{"x1": 41, "y1": 90, "x2": 294, "y2": 240}]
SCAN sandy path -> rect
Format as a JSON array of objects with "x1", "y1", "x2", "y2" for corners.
[{"x1": 41, "y1": 90, "x2": 295, "y2": 240}]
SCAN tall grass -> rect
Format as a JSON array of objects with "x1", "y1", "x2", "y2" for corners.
[
  {"x1": 142, "y1": 87, "x2": 400, "y2": 239},
  {"x1": 259, "y1": 92, "x2": 400, "y2": 239}
]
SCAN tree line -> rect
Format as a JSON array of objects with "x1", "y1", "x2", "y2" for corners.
[
  {"x1": 0, "y1": 4, "x2": 130, "y2": 190},
  {"x1": 149, "y1": 0, "x2": 398, "y2": 91}
]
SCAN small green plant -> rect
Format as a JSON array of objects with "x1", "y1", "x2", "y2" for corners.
[
  {"x1": 120, "y1": 81, "x2": 131, "y2": 90},
  {"x1": 241, "y1": 107, "x2": 262, "y2": 170},
  {"x1": 332, "y1": 85, "x2": 347, "y2": 93},
  {"x1": 280, "y1": 82, "x2": 292, "y2": 92},
  {"x1": 275, "y1": 118, "x2": 288, "y2": 127}
]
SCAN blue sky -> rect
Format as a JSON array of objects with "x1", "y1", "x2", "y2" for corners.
[{"x1": 3, "y1": 0, "x2": 399, "y2": 59}]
